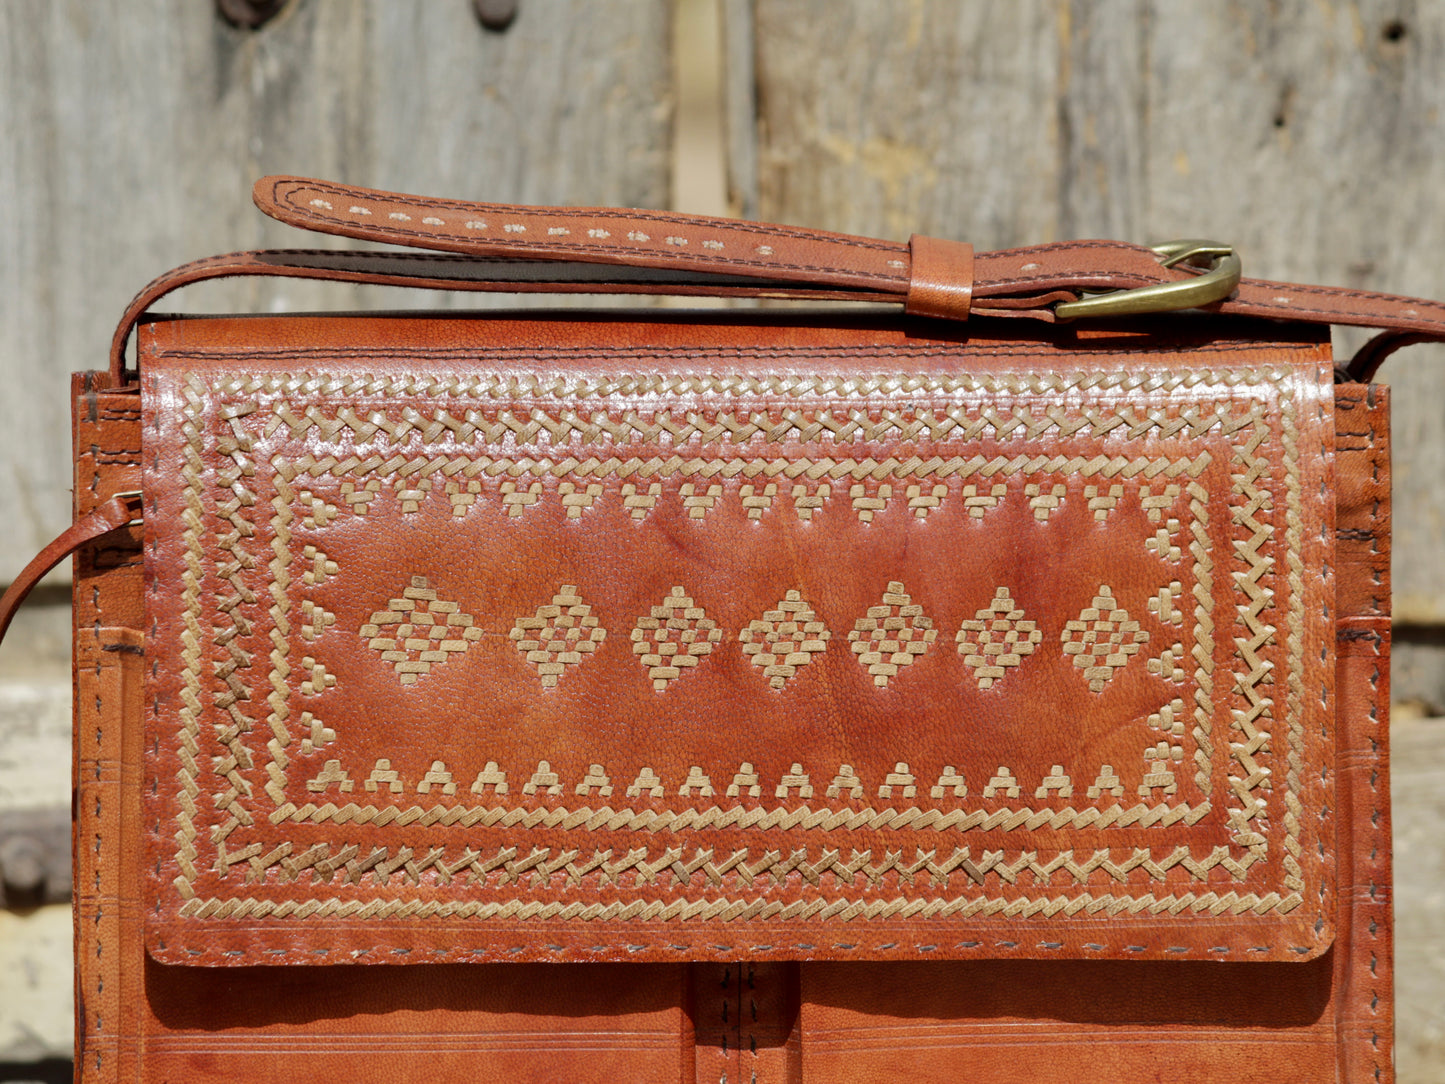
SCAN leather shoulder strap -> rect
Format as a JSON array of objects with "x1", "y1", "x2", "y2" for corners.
[
  {"x1": 258, "y1": 177, "x2": 1445, "y2": 336},
  {"x1": 109, "y1": 174, "x2": 1445, "y2": 382},
  {"x1": 254, "y1": 176, "x2": 915, "y2": 289},
  {"x1": 0, "y1": 494, "x2": 142, "y2": 646}
]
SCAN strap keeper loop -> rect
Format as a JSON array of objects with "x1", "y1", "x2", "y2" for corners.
[{"x1": 905, "y1": 235, "x2": 974, "y2": 321}]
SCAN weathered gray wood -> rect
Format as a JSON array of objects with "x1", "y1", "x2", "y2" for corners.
[
  {"x1": 720, "y1": 0, "x2": 759, "y2": 220},
  {"x1": 734, "y1": 0, "x2": 1445, "y2": 633},
  {"x1": 1056, "y1": 0, "x2": 1148, "y2": 241},
  {"x1": 1392, "y1": 714, "x2": 1445, "y2": 1083},
  {"x1": 0, "y1": 905, "x2": 71, "y2": 1060},
  {"x1": 0, "y1": 0, "x2": 674, "y2": 585},
  {"x1": 674, "y1": 0, "x2": 729, "y2": 217},
  {"x1": 1394, "y1": 639, "x2": 1445, "y2": 717},
  {"x1": 0, "y1": 599, "x2": 70, "y2": 817},
  {"x1": 740, "y1": 1, "x2": 1064, "y2": 244}
]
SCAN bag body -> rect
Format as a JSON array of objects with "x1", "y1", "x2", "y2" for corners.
[{"x1": 2, "y1": 177, "x2": 1418, "y2": 1082}]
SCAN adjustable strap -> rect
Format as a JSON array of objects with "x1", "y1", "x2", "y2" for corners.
[
  {"x1": 109, "y1": 174, "x2": 1445, "y2": 382},
  {"x1": 108, "y1": 248, "x2": 911, "y2": 382},
  {"x1": 255, "y1": 176, "x2": 914, "y2": 291},
  {"x1": 0, "y1": 494, "x2": 143, "y2": 648}
]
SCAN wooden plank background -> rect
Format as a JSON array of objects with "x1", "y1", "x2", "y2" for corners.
[
  {"x1": 0, "y1": 0, "x2": 674, "y2": 584},
  {"x1": 1, "y1": 0, "x2": 1443, "y2": 1077}
]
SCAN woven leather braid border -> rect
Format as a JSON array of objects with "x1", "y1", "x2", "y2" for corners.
[{"x1": 143, "y1": 346, "x2": 1331, "y2": 960}]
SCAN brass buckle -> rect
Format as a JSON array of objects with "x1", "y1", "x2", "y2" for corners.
[
  {"x1": 110, "y1": 489, "x2": 146, "y2": 527},
  {"x1": 1054, "y1": 240, "x2": 1241, "y2": 320}
]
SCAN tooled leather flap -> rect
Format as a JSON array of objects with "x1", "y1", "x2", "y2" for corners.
[{"x1": 138, "y1": 314, "x2": 1337, "y2": 966}]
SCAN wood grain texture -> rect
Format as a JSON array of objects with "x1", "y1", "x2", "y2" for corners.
[
  {"x1": 0, "y1": 905, "x2": 72, "y2": 1060},
  {"x1": 743, "y1": 1, "x2": 1063, "y2": 245},
  {"x1": 1393, "y1": 714, "x2": 1445, "y2": 1084},
  {"x1": 736, "y1": 0, "x2": 1445, "y2": 627},
  {"x1": 720, "y1": 0, "x2": 759, "y2": 220},
  {"x1": 0, "y1": 0, "x2": 674, "y2": 584}
]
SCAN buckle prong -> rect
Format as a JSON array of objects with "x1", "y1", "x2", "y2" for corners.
[{"x1": 1054, "y1": 239, "x2": 1241, "y2": 321}]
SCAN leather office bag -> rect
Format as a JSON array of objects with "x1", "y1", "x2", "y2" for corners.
[{"x1": 1, "y1": 176, "x2": 1429, "y2": 1082}]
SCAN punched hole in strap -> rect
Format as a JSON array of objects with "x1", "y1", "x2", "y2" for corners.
[{"x1": 904, "y1": 235, "x2": 974, "y2": 321}]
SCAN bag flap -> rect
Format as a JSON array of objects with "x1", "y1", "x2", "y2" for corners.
[{"x1": 138, "y1": 314, "x2": 1337, "y2": 965}]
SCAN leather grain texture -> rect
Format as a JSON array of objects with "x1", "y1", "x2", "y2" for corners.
[
  {"x1": 69, "y1": 310, "x2": 1394, "y2": 1082},
  {"x1": 134, "y1": 313, "x2": 1336, "y2": 966}
]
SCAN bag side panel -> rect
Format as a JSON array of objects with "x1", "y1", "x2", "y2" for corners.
[
  {"x1": 73, "y1": 375, "x2": 146, "y2": 1084},
  {"x1": 1332, "y1": 383, "x2": 1394, "y2": 1084}
]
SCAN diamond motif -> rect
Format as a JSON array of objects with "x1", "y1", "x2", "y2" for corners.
[
  {"x1": 955, "y1": 586, "x2": 1042, "y2": 689},
  {"x1": 631, "y1": 587, "x2": 723, "y2": 691},
  {"x1": 1060, "y1": 585, "x2": 1149, "y2": 693},
  {"x1": 738, "y1": 590, "x2": 831, "y2": 690},
  {"x1": 300, "y1": 599, "x2": 336, "y2": 642},
  {"x1": 847, "y1": 581, "x2": 936, "y2": 687},
  {"x1": 361, "y1": 576, "x2": 482, "y2": 685},
  {"x1": 510, "y1": 585, "x2": 608, "y2": 688}
]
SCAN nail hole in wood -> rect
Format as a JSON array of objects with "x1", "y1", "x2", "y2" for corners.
[
  {"x1": 475, "y1": 0, "x2": 519, "y2": 31},
  {"x1": 216, "y1": 0, "x2": 290, "y2": 30}
]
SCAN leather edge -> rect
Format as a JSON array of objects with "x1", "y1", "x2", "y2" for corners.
[{"x1": 1332, "y1": 383, "x2": 1395, "y2": 1084}]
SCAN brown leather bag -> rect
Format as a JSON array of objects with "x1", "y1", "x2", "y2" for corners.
[{"x1": 2, "y1": 177, "x2": 1422, "y2": 1083}]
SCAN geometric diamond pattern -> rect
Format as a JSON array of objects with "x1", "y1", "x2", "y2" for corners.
[
  {"x1": 353, "y1": 579, "x2": 1167, "y2": 694},
  {"x1": 1059, "y1": 584, "x2": 1149, "y2": 693},
  {"x1": 509, "y1": 584, "x2": 608, "y2": 689},
  {"x1": 631, "y1": 586, "x2": 722, "y2": 691},
  {"x1": 360, "y1": 576, "x2": 482, "y2": 686},
  {"x1": 847, "y1": 581, "x2": 936, "y2": 687},
  {"x1": 955, "y1": 586, "x2": 1042, "y2": 690},
  {"x1": 738, "y1": 590, "x2": 831, "y2": 690}
]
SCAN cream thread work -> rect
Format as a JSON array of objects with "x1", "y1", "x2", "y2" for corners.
[{"x1": 157, "y1": 362, "x2": 1319, "y2": 928}]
